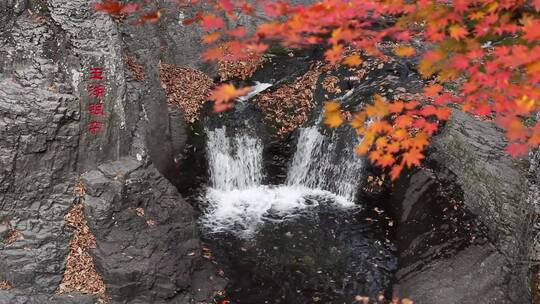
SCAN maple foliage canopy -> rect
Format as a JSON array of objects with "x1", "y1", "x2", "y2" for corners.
[{"x1": 95, "y1": 0, "x2": 540, "y2": 180}]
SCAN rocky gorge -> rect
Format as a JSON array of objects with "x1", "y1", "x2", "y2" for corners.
[{"x1": 0, "y1": 1, "x2": 539, "y2": 304}]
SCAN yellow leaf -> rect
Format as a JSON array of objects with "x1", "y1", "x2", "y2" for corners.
[
  {"x1": 324, "y1": 111, "x2": 343, "y2": 127},
  {"x1": 325, "y1": 101, "x2": 341, "y2": 112},
  {"x1": 375, "y1": 137, "x2": 388, "y2": 150},
  {"x1": 324, "y1": 101, "x2": 343, "y2": 128},
  {"x1": 418, "y1": 59, "x2": 436, "y2": 77},
  {"x1": 448, "y1": 24, "x2": 468, "y2": 40},
  {"x1": 394, "y1": 45, "x2": 416, "y2": 57},
  {"x1": 202, "y1": 32, "x2": 221, "y2": 44},
  {"x1": 469, "y1": 11, "x2": 485, "y2": 20},
  {"x1": 527, "y1": 60, "x2": 540, "y2": 76},
  {"x1": 487, "y1": 2, "x2": 498, "y2": 12},
  {"x1": 350, "y1": 112, "x2": 366, "y2": 129},
  {"x1": 438, "y1": 68, "x2": 459, "y2": 81},
  {"x1": 373, "y1": 94, "x2": 389, "y2": 117},
  {"x1": 516, "y1": 95, "x2": 536, "y2": 114},
  {"x1": 343, "y1": 54, "x2": 363, "y2": 66},
  {"x1": 393, "y1": 129, "x2": 409, "y2": 140}
]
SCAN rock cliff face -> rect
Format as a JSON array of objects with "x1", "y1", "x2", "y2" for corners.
[
  {"x1": 0, "y1": 0, "x2": 223, "y2": 302},
  {"x1": 392, "y1": 111, "x2": 539, "y2": 304}
]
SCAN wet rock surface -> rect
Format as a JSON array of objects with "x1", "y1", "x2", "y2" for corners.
[
  {"x1": 431, "y1": 110, "x2": 531, "y2": 258},
  {"x1": 0, "y1": 0, "x2": 222, "y2": 302},
  {"x1": 81, "y1": 158, "x2": 225, "y2": 303},
  {"x1": 391, "y1": 168, "x2": 513, "y2": 304},
  {"x1": 385, "y1": 109, "x2": 538, "y2": 304}
]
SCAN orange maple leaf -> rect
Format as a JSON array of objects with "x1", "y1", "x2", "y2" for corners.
[
  {"x1": 210, "y1": 84, "x2": 251, "y2": 112},
  {"x1": 325, "y1": 44, "x2": 344, "y2": 65},
  {"x1": 202, "y1": 47, "x2": 225, "y2": 61},
  {"x1": 377, "y1": 153, "x2": 396, "y2": 167},
  {"x1": 424, "y1": 84, "x2": 443, "y2": 97},
  {"x1": 324, "y1": 101, "x2": 344, "y2": 128},
  {"x1": 202, "y1": 32, "x2": 221, "y2": 44},
  {"x1": 402, "y1": 149, "x2": 424, "y2": 168},
  {"x1": 388, "y1": 101, "x2": 405, "y2": 114},
  {"x1": 448, "y1": 24, "x2": 468, "y2": 40},
  {"x1": 343, "y1": 54, "x2": 363, "y2": 67},
  {"x1": 394, "y1": 45, "x2": 416, "y2": 57},
  {"x1": 390, "y1": 164, "x2": 403, "y2": 181}
]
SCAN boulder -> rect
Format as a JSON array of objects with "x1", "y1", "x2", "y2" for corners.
[
  {"x1": 392, "y1": 110, "x2": 538, "y2": 303},
  {"x1": 0, "y1": 0, "x2": 223, "y2": 302}
]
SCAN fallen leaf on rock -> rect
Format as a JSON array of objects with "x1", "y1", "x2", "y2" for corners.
[
  {"x1": 57, "y1": 204, "x2": 107, "y2": 302},
  {"x1": 160, "y1": 63, "x2": 213, "y2": 123}
]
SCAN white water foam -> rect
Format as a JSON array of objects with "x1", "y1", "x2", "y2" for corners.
[
  {"x1": 203, "y1": 121, "x2": 363, "y2": 236},
  {"x1": 200, "y1": 185, "x2": 355, "y2": 237}
]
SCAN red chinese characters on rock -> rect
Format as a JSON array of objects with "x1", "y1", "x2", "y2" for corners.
[
  {"x1": 89, "y1": 67, "x2": 105, "y2": 80},
  {"x1": 88, "y1": 121, "x2": 104, "y2": 135},
  {"x1": 86, "y1": 66, "x2": 107, "y2": 135},
  {"x1": 89, "y1": 103, "x2": 106, "y2": 116},
  {"x1": 88, "y1": 84, "x2": 106, "y2": 99}
]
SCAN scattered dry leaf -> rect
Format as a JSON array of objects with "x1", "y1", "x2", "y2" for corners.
[
  {"x1": 57, "y1": 204, "x2": 107, "y2": 303},
  {"x1": 257, "y1": 62, "x2": 325, "y2": 136},
  {"x1": 74, "y1": 181, "x2": 86, "y2": 196},
  {"x1": 135, "y1": 208, "x2": 145, "y2": 217},
  {"x1": 219, "y1": 53, "x2": 267, "y2": 81},
  {"x1": 3, "y1": 223, "x2": 22, "y2": 245},
  {"x1": 124, "y1": 55, "x2": 146, "y2": 81},
  {"x1": 0, "y1": 281, "x2": 12, "y2": 290},
  {"x1": 160, "y1": 63, "x2": 213, "y2": 123},
  {"x1": 322, "y1": 75, "x2": 341, "y2": 94}
]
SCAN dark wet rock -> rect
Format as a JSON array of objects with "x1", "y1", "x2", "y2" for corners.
[
  {"x1": 391, "y1": 168, "x2": 513, "y2": 304},
  {"x1": 0, "y1": 291, "x2": 97, "y2": 304},
  {"x1": 0, "y1": 0, "x2": 81, "y2": 295},
  {"x1": 81, "y1": 157, "x2": 225, "y2": 304},
  {"x1": 0, "y1": 0, "x2": 223, "y2": 302},
  {"x1": 430, "y1": 110, "x2": 538, "y2": 301},
  {"x1": 431, "y1": 110, "x2": 531, "y2": 257},
  {"x1": 394, "y1": 244, "x2": 509, "y2": 304},
  {"x1": 389, "y1": 109, "x2": 539, "y2": 303}
]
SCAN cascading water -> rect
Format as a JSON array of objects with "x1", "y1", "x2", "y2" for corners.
[
  {"x1": 194, "y1": 71, "x2": 395, "y2": 304},
  {"x1": 199, "y1": 122, "x2": 395, "y2": 303},
  {"x1": 206, "y1": 127, "x2": 263, "y2": 191},
  {"x1": 286, "y1": 123, "x2": 364, "y2": 202},
  {"x1": 201, "y1": 112, "x2": 364, "y2": 236}
]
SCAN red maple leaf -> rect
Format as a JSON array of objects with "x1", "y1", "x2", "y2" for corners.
[
  {"x1": 94, "y1": 0, "x2": 139, "y2": 16},
  {"x1": 210, "y1": 84, "x2": 252, "y2": 112},
  {"x1": 507, "y1": 143, "x2": 528, "y2": 157},
  {"x1": 200, "y1": 14, "x2": 225, "y2": 31}
]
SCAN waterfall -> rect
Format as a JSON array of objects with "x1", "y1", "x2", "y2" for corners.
[
  {"x1": 206, "y1": 127, "x2": 263, "y2": 191},
  {"x1": 287, "y1": 125, "x2": 364, "y2": 202},
  {"x1": 202, "y1": 115, "x2": 362, "y2": 236}
]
